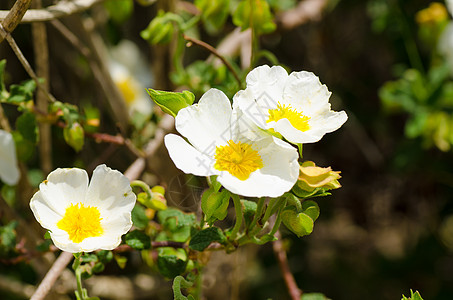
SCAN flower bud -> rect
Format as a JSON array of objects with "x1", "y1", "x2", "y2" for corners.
[{"x1": 297, "y1": 161, "x2": 341, "y2": 192}]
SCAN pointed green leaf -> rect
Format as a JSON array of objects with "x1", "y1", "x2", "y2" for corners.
[{"x1": 189, "y1": 227, "x2": 226, "y2": 251}]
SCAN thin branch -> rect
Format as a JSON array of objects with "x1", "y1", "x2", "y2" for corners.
[
  {"x1": 0, "y1": 0, "x2": 104, "y2": 23},
  {"x1": 30, "y1": 251, "x2": 74, "y2": 300},
  {"x1": 272, "y1": 230, "x2": 302, "y2": 300},
  {"x1": 182, "y1": 34, "x2": 242, "y2": 88},
  {"x1": 0, "y1": 24, "x2": 57, "y2": 103},
  {"x1": 0, "y1": 0, "x2": 32, "y2": 44},
  {"x1": 276, "y1": 0, "x2": 328, "y2": 30},
  {"x1": 32, "y1": 0, "x2": 52, "y2": 174}
]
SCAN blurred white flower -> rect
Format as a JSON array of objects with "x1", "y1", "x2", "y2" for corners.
[
  {"x1": 109, "y1": 40, "x2": 153, "y2": 117},
  {"x1": 0, "y1": 129, "x2": 19, "y2": 185},
  {"x1": 165, "y1": 88, "x2": 299, "y2": 198},
  {"x1": 234, "y1": 65, "x2": 348, "y2": 144},
  {"x1": 30, "y1": 164, "x2": 136, "y2": 253}
]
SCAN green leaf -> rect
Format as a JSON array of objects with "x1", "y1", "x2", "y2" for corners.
[
  {"x1": 241, "y1": 199, "x2": 258, "y2": 227},
  {"x1": 0, "y1": 221, "x2": 17, "y2": 248},
  {"x1": 301, "y1": 293, "x2": 329, "y2": 300},
  {"x1": 97, "y1": 250, "x2": 113, "y2": 264},
  {"x1": 124, "y1": 230, "x2": 151, "y2": 250},
  {"x1": 0, "y1": 59, "x2": 7, "y2": 99},
  {"x1": 195, "y1": 0, "x2": 230, "y2": 34},
  {"x1": 158, "y1": 208, "x2": 197, "y2": 228},
  {"x1": 16, "y1": 112, "x2": 39, "y2": 144},
  {"x1": 132, "y1": 205, "x2": 149, "y2": 230},
  {"x1": 233, "y1": 0, "x2": 276, "y2": 34},
  {"x1": 7, "y1": 79, "x2": 36, "y2": 104},
  {"x1": 104, "y1": 0, "x2": 133, "y2": 23},
  {"x1": 157, "y1": 248, "x2": 188, "y2": 278},
  {"x1": 201, "y1": 188, "x2": 230, "y2": 223},
  {"x1": 189, "y1": 227, "x2": 226, "y2": 251},
  {"x1": 114, "y1": 254, "x2": 127, "y2": 269},
  {"x1": 281, "y1": 207, "x2": 314, "y2": 237},
  {"x1": 81, "y1": 254, "x2": 98, "y2": 263},
  {"x1": 92, "y1": 262, "x2": 105, "y2": 274},
  {"x1": 63, "y1": 122, "x2": 84, "y2": 152},
  {"x1": 140, "y1": 10, "x2": 175, "y2": 45},
  {"x1": 12, "y1": 131, "x2": 34, "y2": 162},
  {"x1": 147, "y1": 89, "x2": 195, "y2": 117}
]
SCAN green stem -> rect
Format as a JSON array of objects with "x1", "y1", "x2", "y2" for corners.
[
  {"x1": 269, "y1": 198, "x2": 287, "y2": 236},
  {"x1": 248, "y1": 197, "x2": 265, "y2": 233},
  {"x1": 130, "y1": 180, "x2": 152, "y2": 197},
  {"x1": 230, "y1": 194, "x2": 243, "y2": 240},
  {"x1": 286, "y1": 194, "x2": 302, "y2": 212}
]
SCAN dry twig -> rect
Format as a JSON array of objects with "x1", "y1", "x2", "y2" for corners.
[
  {"x1": 272, "y1": 231, "x2": 302, "y2": 300},
  {"x1": 0, "y1": 0, "x2": 104, "y2": 23},
  {"x1": 30, "y1": 251, "x2": 74, "y2": 300}
]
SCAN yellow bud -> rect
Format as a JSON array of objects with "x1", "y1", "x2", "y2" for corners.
[
  {"x1": 297, "y1": 161, "x2": 341, "y2": 192},
  {"x1": 416, "y1": 2, "x2": 448, "y2": 25}
]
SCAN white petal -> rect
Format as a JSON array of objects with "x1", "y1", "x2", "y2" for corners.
[
  {"x1": 310, "y1": 109, "x2": 348, "y2": 133},
  {"x1": 282, "y1": 71, "x2": 332, "y2": 116},
  {"x1": 231, "y1": 102, "x2": 271, "y2": 141},
  {"x1": 235, "y1": 66, "x2": 289, "y2": 130},
  {"x1": 164, "y1": 134, "x2": 217, "y2": 177},
  {"x1": 49, "y1": 231, "x2": 83, "y2": 253},
  {"x1": 30, "y1": 191, "x2": 63, "y2": 230},
  {"x1": 218, "y1": 137, "x2": 299, "y2": 197},
  {"x1": 245, "y1": 65, "x2": 288, "y2": 106},
  {"x1": 175, "y1": 88, "x2": 233, "y2": 154},
  {"x1": 38, "y1": 168, "x2": 89, "y2": 215},
  {"x1": 0, "y1": 130, "x2": 19, "y2": 185},
  {"x1": 85, "y1": 164, "x2": 136, "y2": 212}
]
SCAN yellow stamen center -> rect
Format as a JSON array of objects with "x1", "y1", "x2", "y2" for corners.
[
  {"x1": 267, "y1": 102, "x2": 311, "y2": 132},
  {"x1": 117, "y1": 77, "x2": 136, "y2": 104},
  {"x1": 57, "y1": 203, "x2": 103, "y2": 243},
  {"x1": 214, "y1": 140, "x2": 263, "y2": 180}
]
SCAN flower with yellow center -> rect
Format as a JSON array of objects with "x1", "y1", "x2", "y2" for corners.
[
  {"x1": 0, "y1": 129, "x2": 20, "y2": 185},
  {"x1": 164, "y1": 88, "x2": 299, "y2": 197},
  {"x1": 30, "y1": 165, "x2": 136, "y2": 253},
  {"x1": 234, "y1": 65, "x2": 348, "y2": 144}
]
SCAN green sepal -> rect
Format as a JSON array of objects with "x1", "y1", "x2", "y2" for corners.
[
  {"x1": 201, "y1": 188, "x2": 230, "y2": 224},
  {"x1": 63, "y1": 122, "x2": 84, "y2": 152},
  {"x1": 401, "y1": 290, "x2": 424, "y2": 300},
  {"x1": 147, "y1": 88, "x2": 195, "y2": 117},
  {"x1": 281, "y1": 206, "x2": 314, "y2": 237},
  {"x1": 292, "y1": 184, "x2": 331, "y2": 199}
]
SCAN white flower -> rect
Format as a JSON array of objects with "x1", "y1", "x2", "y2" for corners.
[
  {"x1": 109, "y1": 40, "x2": 153, "y2": 116},
  {"x1": 164, "y1": 88, "x2": 299, "y2": 198},
  {"x1": 30, "y1": 164, "x2": 136, "y2": 253},
  {"x1": 0, "y1": 129, "x2": 20, "y2": 185},
  {"x1": 447, "y1": 0, "x2": 453, "y2": 16},
  {"x1": 234, "y1": 65, "x2": 348, "y2": 144}
]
